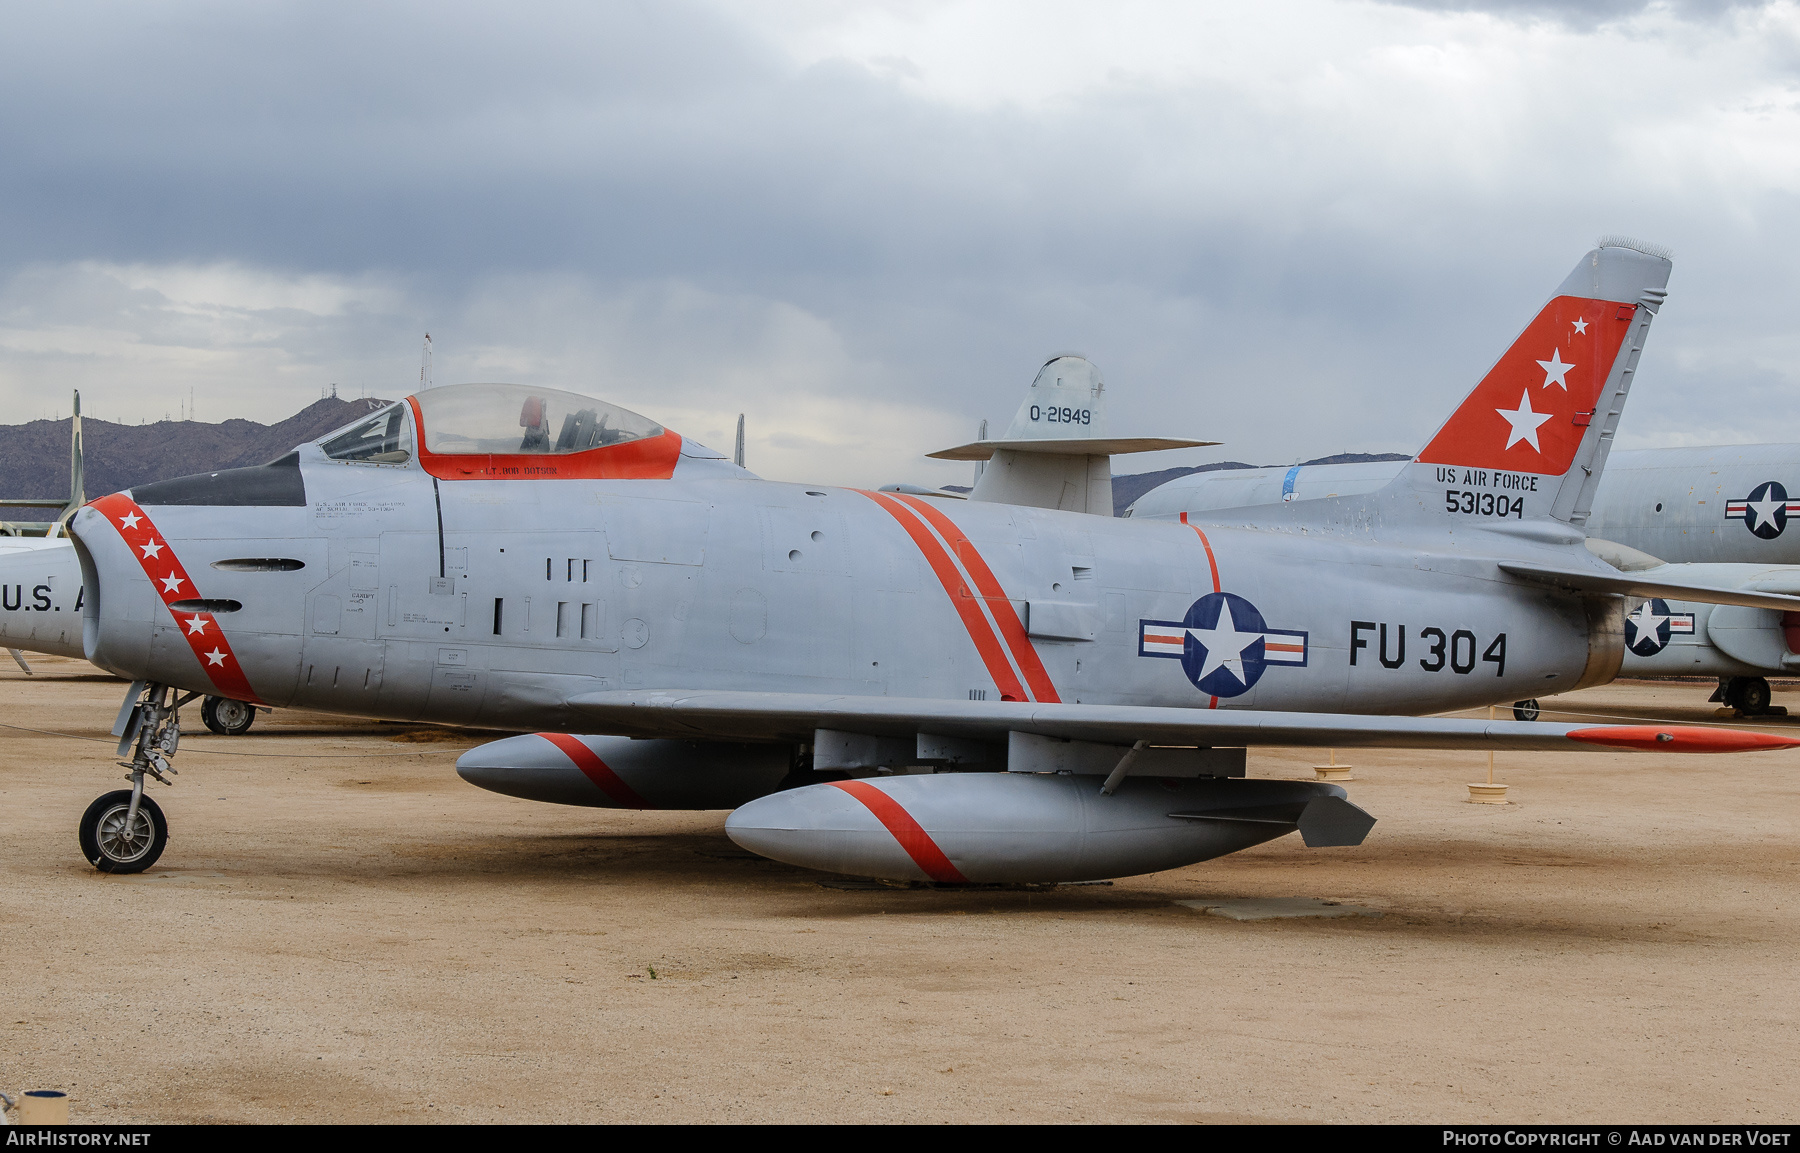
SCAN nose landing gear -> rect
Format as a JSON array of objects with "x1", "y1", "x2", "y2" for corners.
[{"x1": 80, "y1": 682, "x2": 199, "y2": 874}]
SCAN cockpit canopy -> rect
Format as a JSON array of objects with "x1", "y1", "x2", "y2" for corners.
[
  {"x1": 413, "y1": 383, "x2": 664, "y2": 456},
  {"x1": 315, "y1": 383, "x2": 681, "y2": 481}
]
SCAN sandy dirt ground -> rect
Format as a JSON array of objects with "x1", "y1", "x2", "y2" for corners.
[{"x1": 2, "y1": 654, "x2": 1797, "y2": 1125}]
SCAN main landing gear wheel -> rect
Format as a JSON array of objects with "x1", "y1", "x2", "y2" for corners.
[
  {"x1": 201, "y1": 696, "x2": 256, "y2": 736},
  {"x1": 79, "y1": 790, "x2": 168, "y2": 874},
  {"x1": 1730, "y1": 676, "x2": 1774, "y2": 716},
  {"x1": 1512, "y1": 699, "x2": 1541, "y2": 722}
]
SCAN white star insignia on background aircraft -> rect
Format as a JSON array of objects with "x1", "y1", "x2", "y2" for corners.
[
  {"x1": 48, "y1": 240, "x2": 1800, "y2": 884},
  {"x1": 1625, "y1": 600, "x2": 1668, "y2": 648}
]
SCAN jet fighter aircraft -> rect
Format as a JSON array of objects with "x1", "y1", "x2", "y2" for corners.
[{"x1": 62, "y1": 241, "x2": 1800, "y2": 883}]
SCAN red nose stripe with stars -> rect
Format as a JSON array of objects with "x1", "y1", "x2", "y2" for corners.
[{"x1": 91, "y1": 493, "x2": 265, "y2": 705}]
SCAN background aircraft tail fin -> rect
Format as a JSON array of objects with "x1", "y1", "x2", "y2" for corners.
[
  {"x1": 1403, "y1": 240, "x2": 1672, "y2": 526},
  {"x1": 929, "y1": 355, "x2": 1214, "y2": 515}
]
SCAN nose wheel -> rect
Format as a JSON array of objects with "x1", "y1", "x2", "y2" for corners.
[
  {"x1": 82, "y1": 681, "x2": 199, "y2": 873},
  {"x1": 79, "y1": 790, "x2": 168, "y2": 873}
]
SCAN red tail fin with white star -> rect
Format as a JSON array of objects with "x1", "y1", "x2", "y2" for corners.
[{"x1": 1408, "y1": 240, "x2": 1672, "y2": 526}]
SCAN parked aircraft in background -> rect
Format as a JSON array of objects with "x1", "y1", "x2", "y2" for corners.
[
  {"x1": 1131, "y1": 445, "x2": 1800, "y2": 565},
  {"x1": 60, "y1": 241, "x2": 1800, "y2": 885}
]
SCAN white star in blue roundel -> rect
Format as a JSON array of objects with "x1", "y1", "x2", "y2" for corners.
[{"x1": 1135, "y1": 592, "x2": 1309, "y2": 698}]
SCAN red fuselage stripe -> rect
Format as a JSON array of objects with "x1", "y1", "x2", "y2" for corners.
[
  {"x1": 892, "y1": 494, "x2": 1060, "y2": 704},
  {"x1": 90, "y1": 493, "x2": 265, "y2": 705},
  {"x1": 1179, "y1": 512, "x2": 1222, "y2": 594},
  {"x1": 860, "y1": 491, "x2": 1029, "y2": 702},
  {"x1": 1179, "y1": 513, "x2": 1223, "y2": 708},
  {"x1": 538, "y1": 732, "x2": 651, "y2": 808},
  {"x1": 828, "y1": 780, "x2": 968, "y2": 883}
]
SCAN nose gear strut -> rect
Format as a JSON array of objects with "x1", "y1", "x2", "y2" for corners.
[{"x1": 79, "y1": 681, "x2": 201, "y2": 873}]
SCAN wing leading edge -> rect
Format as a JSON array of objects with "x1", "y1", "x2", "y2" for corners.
[{"x1": 564, "y1": 689, "x2": 1798, "y2": 753}]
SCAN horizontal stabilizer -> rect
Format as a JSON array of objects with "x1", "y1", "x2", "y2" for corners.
[
  {"x1": 929, "y1": 436, "x2": 1214, "y2": 461},
  {"x1": 945, "y1": 354, "x2": 1216, "y2": 514},
  {"x1": 1499, "y1": 562, "x2": 1800, "y2": 612},
  {"x1": 565, "y1": 688, "x2": 1800, "y2": 753}
]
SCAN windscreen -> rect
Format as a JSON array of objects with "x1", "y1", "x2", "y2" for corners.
[{"x1": 319, "y1": 404, "x2": 413, "y2": 464}]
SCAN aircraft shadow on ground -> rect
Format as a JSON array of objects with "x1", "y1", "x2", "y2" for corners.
[{"x1": 276, "y1": 826, "x2": 1757, "y2": 942}]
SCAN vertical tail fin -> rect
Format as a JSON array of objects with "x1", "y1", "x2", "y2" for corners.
[{"x1": 1407, "y1": 240, "x2": 1672, "y2": 526}]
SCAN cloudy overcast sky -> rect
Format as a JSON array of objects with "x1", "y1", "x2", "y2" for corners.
[{"x1": 2, "y1": 0, "x2": 1797, "y2": 487}]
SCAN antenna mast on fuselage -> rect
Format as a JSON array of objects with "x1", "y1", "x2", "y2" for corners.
[{"x1": 420, "y1": 333, "x2": 433, "y2": 390}]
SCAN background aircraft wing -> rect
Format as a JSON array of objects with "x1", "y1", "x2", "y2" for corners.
[
  {"x1": 1499, "y1": 562, "x2": 1800, "y2": 612},
  {"x1": 564, "y1": 689, "x2": 1795, "y2": 753}
]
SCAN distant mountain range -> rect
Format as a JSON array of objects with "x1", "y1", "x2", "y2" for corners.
[{"x1": 0, "y1": 397, "x2": 391, "y2": 519}]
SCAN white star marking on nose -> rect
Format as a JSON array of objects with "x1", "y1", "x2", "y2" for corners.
[
  {"x1": 1626, "y1": 601, "x2": 1668, "y2": 647},
  {"x1": 140, "y1": 540, "x2": 163, "y2": 559},
  {"x1": 118, "y1": 512, "x2": 141, "y2": 530},
  {"x1": 185, "y1": 615, "x2": 208, "y2": 635},
  {"x1": 1496, "y1": 390, "x2": 1554, "y2": 452},
  {"x1": 1572, "y1": 318, "x2": 1588, "y2": 335},
  {"x1": 1187, "y1": 599, "x2": 1262, "y2": 685},
  {"x1": 204, "y1": 648, "x2": 227, "y2": 667},
  {"x1": 1536, "y1": 349, "x2": 1575, "y2": 390},
  {"x1": 160, "y1": 574, "x2": 185, "y2": 594}
]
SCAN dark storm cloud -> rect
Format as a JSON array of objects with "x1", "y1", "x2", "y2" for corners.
[{"x1": 1, "y1": 1, "x2": 1798, "y2": 477}]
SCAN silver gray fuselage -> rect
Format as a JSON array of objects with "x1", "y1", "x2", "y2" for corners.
[{"x1": 68, "y1": 442, "x2": 1603, "y2": 732}]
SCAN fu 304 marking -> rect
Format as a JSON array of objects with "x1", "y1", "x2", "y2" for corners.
[{"x1": 1351, "y1": 621, "x2": 1507, "y2": 676}]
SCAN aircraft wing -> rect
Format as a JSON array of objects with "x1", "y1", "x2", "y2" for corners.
[
  {"x1": 1499, "y1": 562, "x2": 1800, "y2": 612},
  {"x1": 564, "y1": 689, "x2": 1794, "y2": 753}
]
